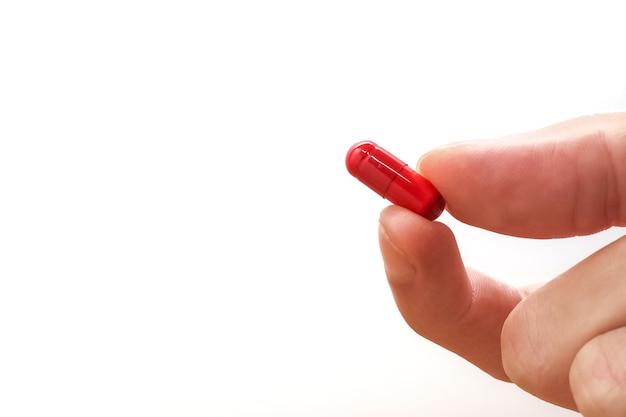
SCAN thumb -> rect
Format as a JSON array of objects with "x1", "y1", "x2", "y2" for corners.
[
  {"x1": 379, "y1": 205, "x2": 521, "y2": 380},
  {"x1": 570, "y1": 326, "x2": 626, "y2": 416}
]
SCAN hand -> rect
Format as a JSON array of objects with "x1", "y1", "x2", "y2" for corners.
[{"x1": 378, "y1": 113, "x2": 626, "y2": 415}]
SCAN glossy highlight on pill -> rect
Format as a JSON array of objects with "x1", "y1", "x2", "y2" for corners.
[{"x1": 346, "y1": 141, "x2": 445, "y2": 220}]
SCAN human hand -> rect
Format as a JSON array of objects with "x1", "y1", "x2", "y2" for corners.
[{"x1": 378, "y1": 113, "x2": 626, "y2": 415}]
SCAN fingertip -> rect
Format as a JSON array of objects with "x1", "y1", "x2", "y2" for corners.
[
  {"x1": 378, "y1": 205, "x2": 473, "y2": 327},
  {"x1": 378, "y1": 205, "x2": 458, "y2": 278},
  {"x1": 415, "y1": 144, "x2": 474, "y2": 223},
  {"x1": 378, "y1": 217, "x2": 415, "y2": 286},
  {"x1": 415, "y1": 147, "x2": 443, "y2": 180},
  {"x1": 416, "y1": 141, "x2": 478, "y2": 177}
]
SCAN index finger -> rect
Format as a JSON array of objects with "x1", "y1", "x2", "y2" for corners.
[{"x1": 419, "y1": 113, "x2": 626, "y2": 238}]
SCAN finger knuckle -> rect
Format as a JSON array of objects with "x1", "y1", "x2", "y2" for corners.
[
  {"x1": 570, "y1": 329, "x2": 626, "y2": 416},
  {"x1": 501, "y1": 303, "x2": 552, "y2": 392}
]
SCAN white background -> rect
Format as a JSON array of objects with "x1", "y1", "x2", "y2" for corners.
[{"x1": 1, "y1": 1, "x2": 626, "y2": 416}]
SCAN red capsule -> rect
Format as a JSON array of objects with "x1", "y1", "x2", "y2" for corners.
[{"x1": 346, "y1": 141, "x2": 445, "y2": 220}]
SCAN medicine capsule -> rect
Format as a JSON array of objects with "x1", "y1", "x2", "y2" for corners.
[{"x1": 346, "y1": 141, "x2": 445, "y2": 220}]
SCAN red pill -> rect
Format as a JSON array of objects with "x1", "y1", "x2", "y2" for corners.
[{"x1": 346, "y1": 141, "x2": 445, "y2": 220}]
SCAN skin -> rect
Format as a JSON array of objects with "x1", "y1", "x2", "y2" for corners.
[{"x1": 378, "y1": 112, "x2": 626, "y2": 415}]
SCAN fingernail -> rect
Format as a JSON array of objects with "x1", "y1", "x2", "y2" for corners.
[
  {"x1": 416, "y1": 140, "x2": 486, "y2": 171},
  {"x1": 378, "y1": 221, "x2": 416, "y2": 284}
]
